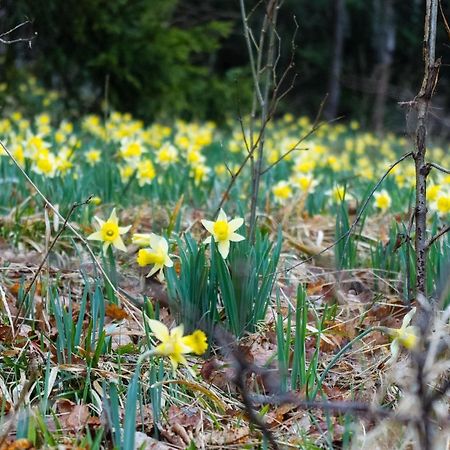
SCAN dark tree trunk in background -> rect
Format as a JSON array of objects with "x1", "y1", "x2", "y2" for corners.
[
  {"x1": 324, "y1": 0, "x2": 346, "y2": 120},
  {"x1": 372, "y1": 0, "x2": 396, "y2": 134}
]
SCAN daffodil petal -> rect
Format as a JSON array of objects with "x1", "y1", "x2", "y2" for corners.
[
  {"x1": 147, "y1": 264, "x2": 161, "y2": 278},
  {"x1": 171, "y1": 324, "x2": 185, "y2": 339},
  {"x1": 87, "y1": 230, "x2": 103, "y2": 241},
  {"x1": 165, "y1": 256, "x2": 174, "y2": 267},
  {"x1": 203, "y1": 236, "x2": 212, "y2": 244},
  {"x1": 218, "y1": 240, "x2": 230, "y2": 259},
  {"x1": 94, "y1": 216, "x2": 105, "y2": 227},
  {"x1": 149, "y1": 234, "x2": 162, "y2": 249},
  {"x1": 169, "y1": 357, "x2": 179, "y2": 371},
  {"x1": 229, "y1": 232, "x2": 245, "y2": 242},
  {"x1": 132, "y1": 232, "x2": 154, "y2": 246},
  {"x1": 217, "y1": 209, "x2": 227, "y2": 222},
  {"x1": 158, "y1": 237, "x2": 169, "y2": 253},
  {"x1": 109, "y1": 208, "x2": 119, "y2": 225},
  {"x1": 201, "y1": 220, "x2": 215, "y2": 234},
  {"x1": 228, "y1": 218, "x2": 244, "y2": 232},
  {"x1": 389, "y1": 339, "x2": 400, "y2": 364},
  {"x1": 157, "y1": 270, "x2": 165, "y2": 282},
  {"x1": 401, "y1": 307, "x2": 416, "y2": 328},
  {"x1": 113, "y1": 236, "x2": 127, "y2": 252},
  {"x1": 148, "y1": 319, "x2": 170, "y2": 342},
  {"x1": 119, "y1": 225, "x2": 132, "y2": 234}
]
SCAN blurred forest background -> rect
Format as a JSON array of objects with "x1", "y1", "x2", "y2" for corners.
[{"x1": 1, "y1": 0, "x2": 449, "y2": 133}]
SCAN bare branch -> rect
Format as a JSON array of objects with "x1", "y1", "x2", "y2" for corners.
[
  {"x1": 425, "y1": 224, "x2": 450, "y2": 249},
  {"x1": 0, "y1": 20, "x2": 36, "y2": 47},
  {"x1": 0, "y1": 20, "x2": 30, "y2": 38},
  {"x1": 439, "y1": 0, "x2": 450, "y2": 40},
  {"x1": 250, "y1": 393, "x2": 415, "y2": 423},
  {"x1": 239, "y1": 0, "x2": 264, "y2": 106},
  {"x1": 215, "y1": 328, "x2": 280, "y2": 449},
  {"x1": 427, "y1": 161, "x2": 450, "y2": 174}
]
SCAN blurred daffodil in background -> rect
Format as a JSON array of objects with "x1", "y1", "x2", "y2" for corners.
[
  {"x1": 374, "y1": 189, "x2": 392, "y2": 212},
  {"x1": 272, "y1": 180, "x2": 293, "y2": 203}
]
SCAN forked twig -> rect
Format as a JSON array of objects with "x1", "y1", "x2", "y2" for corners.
[
  {"x1": 0, "y1": 20, "x2": 36, "y2": 46},
  {"x1": 425, "y1": 224, "x2": 450, "y2": 250}
]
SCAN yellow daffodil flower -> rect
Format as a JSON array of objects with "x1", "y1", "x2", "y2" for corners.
[
  {"x1": 119, "y1": 139, "x2": 145, "y2": 162},
  {"x1": 132, "y1": 232, "x2": 157, "y2": 247},
  {"x1": 191, "y1": 164, "x2": 210, "y2": 186},
  {"x1": 431, "y1": 191, "x2": 450, "y2": 216},
  {"x1": 374, "y1": 189, "x2": 392, "y2": 212},
  {"x1": 386, "y1": 307, "x2": 418, "y2": 365},
  {"x1": 201, "y1": 209, "x2": 245, "y2": 259},
  {"x1": 272, "y1": 180, "x2": 293, "y2": 203},
  {"x1": 182, "y1": 330, "x2": 208, "y2": 355},
  {"x1": 427, "y1": 184, "x2": 441, "y2": 202},
  {"x1": 119, "y1": 165, "x2": 135, "y2": 183},
  {"x1": 147, "y1": 319, "x2": 208, "y2": 370},
  {"x1": 32, "y1": 152, "x2": 57, "y2": 178},
  {"x1": 86, "y1": 149, "x2": 101, "y2": 166},
  {"x1": 136, "y1": 159, "x2": 156, "y2": 186},
  {"x1": 156, "y1": 143, "x2": 178, "y2": 166},
  {"x1": 87, "y1": 208, "x2": 131, "y2": 254},
  {"x1": 329, "y1": 185, "x2": 348, "y2": 203},
  {"x1": 294, "y1": 159, "x2": 316, "y2": 173},
  {"x1": 291, "y1": 174, "x2": 318, "y2": 193},
  {"x1": 136, "y1": 234, "x2": 173, "y2": 280}
]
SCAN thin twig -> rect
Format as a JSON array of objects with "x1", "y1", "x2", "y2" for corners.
[
  {"x1": 215, "y1": 328, "x2": 280, "y2": 449},
  {"x1": 411, "y1": 3, "x2": 440, "y2": 448},
  {"x1": 250, "y1": 393, "x2": 416, "y2": 423},
  {"x1": 425, "y1": 224, "x2": 450, "y2": 249},
  {"x1": 0, "y1": 20, "x2": 35, "y2": 46},
  {"x1": 427, "y1": 161, "x2": 450, "y2": 174},
  {"x1": 239, "y1": 0, "x2": 264, "y2": 106},
  {"x1": 10, "y1": 197, "x2": 92, "y2": 332}
]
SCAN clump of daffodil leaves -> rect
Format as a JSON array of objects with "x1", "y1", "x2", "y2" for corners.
[{"x1": 85, "y1": 207, "x2": 249, "y2": 372}]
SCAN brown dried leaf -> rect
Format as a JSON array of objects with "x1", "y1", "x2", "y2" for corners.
[
  {"x1": 56, "y1": 399, "x2": 90, "y2": 432},
  {"x1": 105, "y1": 303, "x2": 129, "y2": 320},
  {"x1": 0, "y1": 439, "x2": 34, "y2": 450},
  {"x1": 134, "y1": 432, "x2": 172, "y2": 450},
  {"x1": 207, "y1": 425, "x2": 250, "y2": 445},
  {"x1": 168, "y1": 405, "x2": 201, "y2": 429}
]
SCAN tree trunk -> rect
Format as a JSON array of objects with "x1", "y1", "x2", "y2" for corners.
[
  {"x1": 371, "y1": 0, "x2": 396, "y2": 134},
  {"x1": 324, "y1": 0, "x2": 346, "y2": 120}
]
